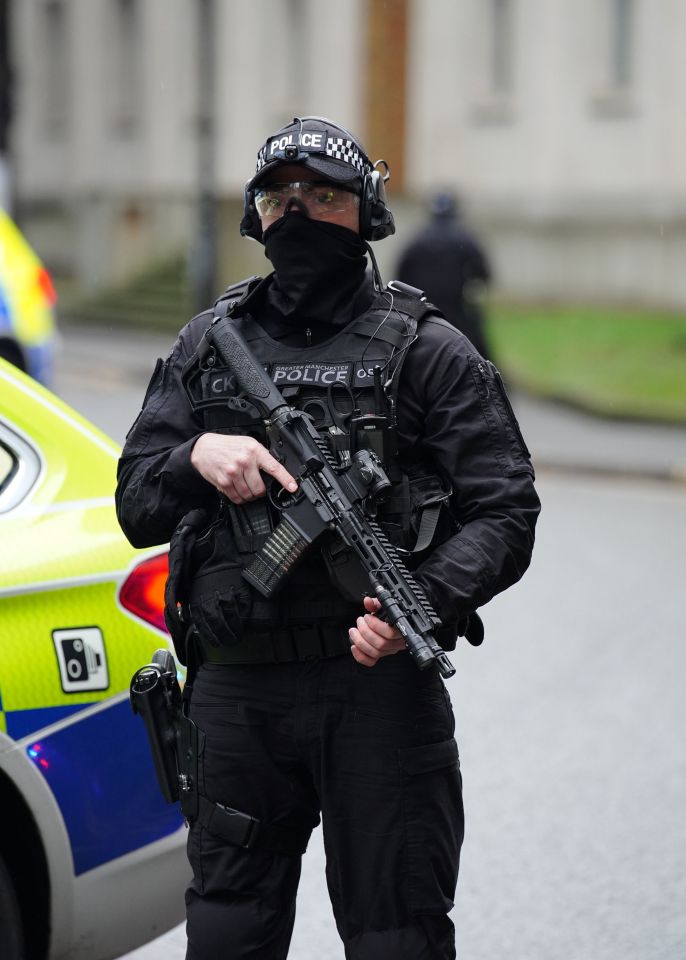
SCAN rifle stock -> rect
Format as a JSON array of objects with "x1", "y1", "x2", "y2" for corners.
[{"x1": 208, "y1": 318, "x2": 286, "y2": 418}]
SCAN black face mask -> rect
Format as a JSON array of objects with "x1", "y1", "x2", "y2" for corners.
[{"x1": 263, "y1": 214, "x2": 368, "y2": 324}]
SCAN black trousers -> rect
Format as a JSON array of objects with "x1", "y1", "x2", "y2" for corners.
[{"x1": 185, "y1": 651, "x2": 464, "y2": 960}]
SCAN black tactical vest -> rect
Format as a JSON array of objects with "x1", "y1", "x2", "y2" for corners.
[
  {"x1": 177, "y1": 276, "x2": 454, "y2": 659},
  {"x1": 188, "y1": 277, "x2": 414, "y2": 455}
]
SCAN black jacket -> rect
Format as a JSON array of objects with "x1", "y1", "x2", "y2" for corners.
[{"x1": 115, "y1": 276, "x2": 540, "y2": 630}]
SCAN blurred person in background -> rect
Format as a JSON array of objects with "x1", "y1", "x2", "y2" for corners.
[
  {"x1": 117, "y1": 116, "x2": 539, "y2": 960},
  {"x1": 396, "y1": 191, "x2": 492, "y2": 360},
  {"x1": 0, "y1": 207, "x2": 58, "y2": 385}
]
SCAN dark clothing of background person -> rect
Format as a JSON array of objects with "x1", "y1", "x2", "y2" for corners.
[
  {"x1": 115, "y1": 117, "x2": 540, "y2": 960},
  {"x1": 396, "y1": 193, "x2": 493, "y2": 360}
]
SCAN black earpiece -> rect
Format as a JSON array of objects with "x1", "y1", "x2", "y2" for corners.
[
  {"x1": 359, "y1": 168, "x2": 395, "y2": 242},
  {"x1": 240, "y1": 184, "x2": 262, "y2": 242}
]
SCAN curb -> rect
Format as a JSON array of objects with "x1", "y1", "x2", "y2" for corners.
[
  {"x1": 507, "y1": 380, "x2": 686, "y2": 431},
  {"x1": 532, "y1": 457, "x2": 686, "y2": 487}
]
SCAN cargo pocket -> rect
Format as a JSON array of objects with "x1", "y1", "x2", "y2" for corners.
[
  {"x1": 469, "y1": 356, "x2": 533, "y2": 477},
  {"x1": 398, "y1": 737, "x2": 464, "y2": 915}
]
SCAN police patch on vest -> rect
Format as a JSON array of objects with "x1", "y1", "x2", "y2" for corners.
[
  {"x1": 201, "y1": 365, "x2": 271, "y2": 401},
  {"x1": 203, "y1": 369, "x2": 240, "y2": 398},
  {"x1": 352, "y1": 360, "x2": 388, "y2": 387},
  {"x1": 271, "y1": 362, "x2": 353, "y2": 387}
]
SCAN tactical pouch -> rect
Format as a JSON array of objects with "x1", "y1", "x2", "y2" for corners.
[
  {"x1": 379, "y1": 472, "x2": 455, "y2": 557},
  {"x1": 164, "y1": 508, "x2": 212, "y2": 664},
  {"x1": 186, "y1": 514, "x2": 254, "y2": 650}
]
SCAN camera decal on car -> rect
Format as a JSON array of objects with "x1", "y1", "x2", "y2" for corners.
[{"x1": 53, "y1": 627, "x2": 109, "y2": 693}]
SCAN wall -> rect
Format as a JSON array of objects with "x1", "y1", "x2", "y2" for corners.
[{"x1": 9, "y1": 0, "x2": 686, "y2": 308}]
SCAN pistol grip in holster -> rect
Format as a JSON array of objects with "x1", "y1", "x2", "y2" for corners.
[{"x1": 130, "y1": 654, "x2": 183, "y2": 804}]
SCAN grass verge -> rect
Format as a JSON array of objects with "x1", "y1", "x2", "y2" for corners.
[{"x1": 486, "y1": 302, "x2": 686, "y2": 425}]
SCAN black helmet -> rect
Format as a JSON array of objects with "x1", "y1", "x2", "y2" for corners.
[
  {"x1": 241, "y1": 115, "x2": 395, "y2": 243},
  {"x1": 246, "y1": 116, "x2": 371, "y2": 192}
]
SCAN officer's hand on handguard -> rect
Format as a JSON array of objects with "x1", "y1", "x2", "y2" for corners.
[
  {"x1": 191, "y1": 432, "x2": 298, "y2": 504},
  {"x1": 348, "y1": 596, "x2": 405, "y2": 668}
]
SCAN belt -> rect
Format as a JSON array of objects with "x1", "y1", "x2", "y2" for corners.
[{"x1": 196, "y1": 623, "x2": 352, "y2": 665}]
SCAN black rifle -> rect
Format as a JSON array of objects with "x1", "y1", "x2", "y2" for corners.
[{"x1": 205, "y1": 320, "x2": 455, "y2": 679}]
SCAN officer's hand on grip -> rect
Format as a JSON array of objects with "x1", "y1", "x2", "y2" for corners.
[
  {"x1": 349, "y1": 596, "x2": 405, "y2": 668},
  {"x1": 191, "y1": 432, "x2": 298, "y2": 504}
]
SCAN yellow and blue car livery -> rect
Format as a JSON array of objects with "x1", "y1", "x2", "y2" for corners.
[
  {"x1": 0, "y1": 358, "x2": 188, "y2": 960},
  {"x1": 0, "y1": 209, "x2": 58, "y2": 386}
]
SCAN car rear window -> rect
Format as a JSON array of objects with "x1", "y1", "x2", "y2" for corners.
[{"x1": 0, "y1": 423, "x2": 41, "y2": 512}]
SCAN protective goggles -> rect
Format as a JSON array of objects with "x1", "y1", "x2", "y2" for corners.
[{"x1": 254, "y1": 181, "x2": 360, "y2": 223}]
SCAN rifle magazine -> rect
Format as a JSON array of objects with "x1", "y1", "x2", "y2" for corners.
[{"x1": 242, "y1": 516, "x2": 313, "y2": 598}]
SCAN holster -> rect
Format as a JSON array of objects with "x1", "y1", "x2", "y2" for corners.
[{"x1": 131, "y1": 652, "x2": 310, "y2": 857}]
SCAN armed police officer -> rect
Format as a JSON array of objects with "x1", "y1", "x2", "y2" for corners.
[{"x1": 116, "y1": 116, "x2": 540, "y2": 960}]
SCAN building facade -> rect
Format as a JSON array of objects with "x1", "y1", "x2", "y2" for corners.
[{"x1": 8, "y1": 0, "x2": 686, "y2": 307}]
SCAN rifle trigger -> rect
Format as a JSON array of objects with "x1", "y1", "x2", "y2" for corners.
[{"x1": 268, "y1": 481, "x2": 302, "y2": 512}]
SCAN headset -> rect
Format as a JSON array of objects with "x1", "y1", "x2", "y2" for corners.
[{"x1": 240, "y1": 115, "x2": 395, "y2": 244}]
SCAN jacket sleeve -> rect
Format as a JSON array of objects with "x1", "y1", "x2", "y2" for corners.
[
  {"x1": 400, "y1": 322, "x2": 540, "y2": 627},
  {"x1": 115, "y1": 315, "x2": 218, "y2": 548}
]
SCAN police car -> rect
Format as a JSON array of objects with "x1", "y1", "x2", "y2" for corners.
[
  {"x1": 0, "y1": 358, "x2": 187, "y2": 960},
  {"x1": 0, "y1": 209, "x2": 58, "y2": 386}
]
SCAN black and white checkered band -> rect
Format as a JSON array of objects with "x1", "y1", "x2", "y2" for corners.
[
  {"x1": 324, "y1": 137, "x2": 367, "y2": 174},
  {"x1": 254, "y1": 132, "x2": 370, "y2": 176},
  {"x1": 255, "y1": 144, "x2": 268, "y2": 172}
]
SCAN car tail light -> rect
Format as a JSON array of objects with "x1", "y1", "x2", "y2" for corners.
[
  {"x1": 37, "y1": 266, "x2": 58, "y2": 306},
  {"x1": 119, "y1": 553, "x2": 169, "y2": 633}
]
